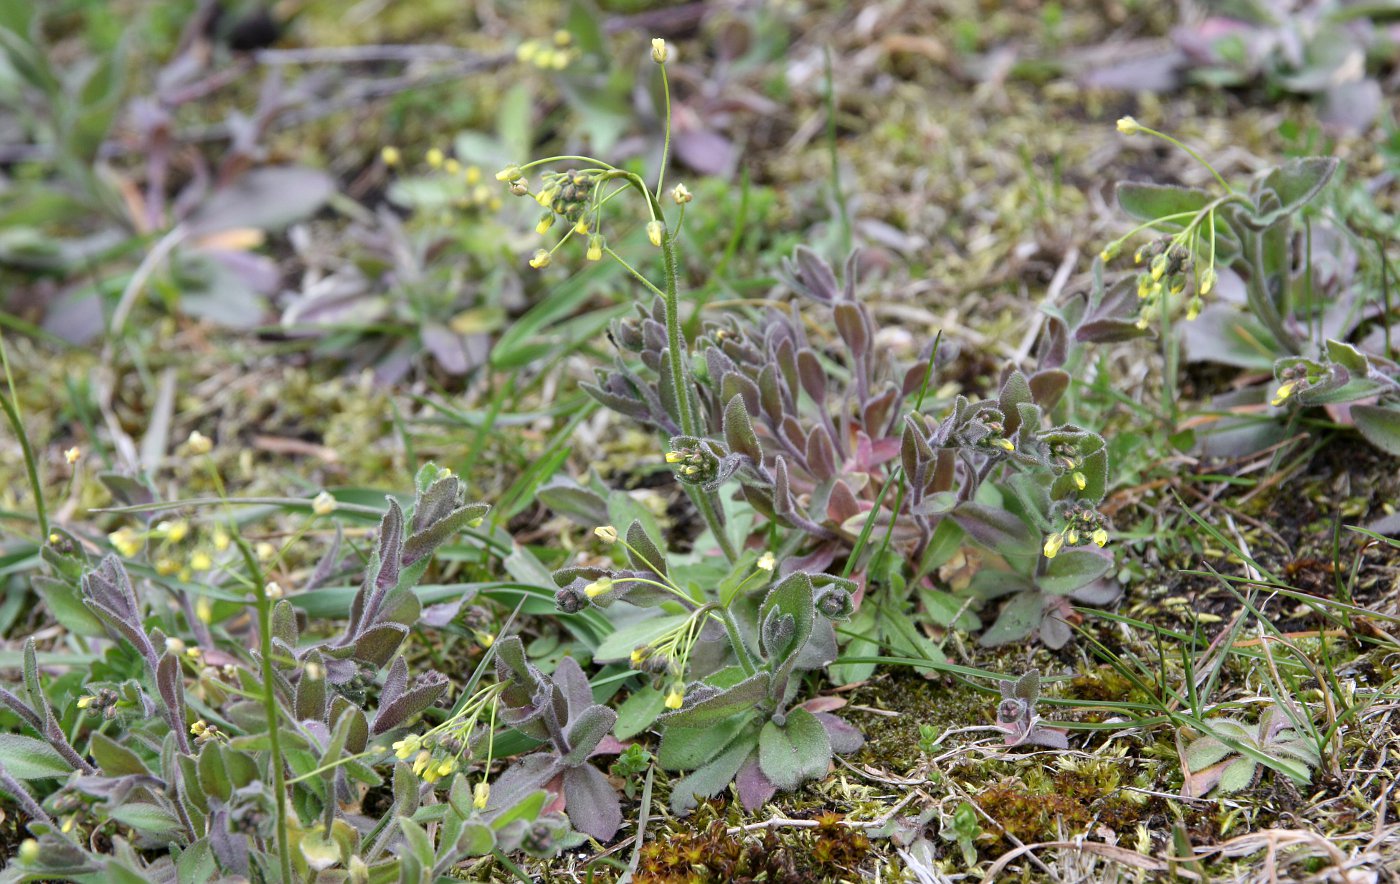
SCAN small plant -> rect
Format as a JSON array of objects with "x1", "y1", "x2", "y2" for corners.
[
  {"x1": 486, "y1": 636, "x2": 625, "y2": 842},
  {"x1": 0, "y1": 465, "x2": 580, "y2": 881},
  {"x1": 993, "y1": 670, "x2": 1068, "y2": 749},
  {"x1": 553, "y1": 522, "x2": 864, "y2": 813},
  {"x1": 1082, "y1": 118, "x2": 1400, "y2": 455},
  {"x1": 1176, "y1": 705, "x2": 1321, "y2": 798}
]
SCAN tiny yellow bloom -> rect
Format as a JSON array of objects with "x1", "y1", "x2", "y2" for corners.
[
  {"x1": 584, "y1": 579, "x2": 613, "y2": 599},
  {"x1": 529, "y1": 249, "x2": 551, "y2": 269},
  {"x1": 757, "y1": 551, "x2": 776, "y2": 572},
  {"x1": 594, "y1": 525, "x2": 618, "y2": 543},
  {"x1": 1116, "y1": 116, "x2": 1141, "y2": 135},
  {"x1": 1043, "y1": 532, "x2": 1065, "y2": 559},
  {"x1": 18, "y1": 839, "x2": 39, "y2": 865},
  {"x1": 495, "y1": 164, "x2": 522, "y2": 182},
  {"x1": 1186, "y1": 297, "x2": 1202, "y2": 321},
  {"x1": 476, "y1": 631, "x2": 495, "y2": 649},
  {"x1": 536, "y1": 214, "x2": 555, "y2": 235},
  {"x1": 535, "y1": 187, "x2": 558, "y2": 208},
  {"x1": 213, "y1": 529, "x2": 232, "y2": 552},
  {"x1": 191, "y1": 719, "x2": 207, "y2": 736},
  {"x1": 1067, "y1": 529, "x2": 1080, "y2": 546},
  {"x1": 1199, "y1": 267, "x2": 1217, "y2": 297},
  {"x1": 412, "y1": 750, "x2": 432, "y2": 776},
  {"x1": 664, "y1": 451, "x2": 685, "y2": 463},
  {"x1": 1072, "y1": 471, "x2": 1087, "y2": 491},
  {"x1": 630, "y1": 646, "x2": 648, "y2": 666},
  {"x1": 426, "y1": 148, "x2": 445, "y2": 169},
  {"x1": 436, "y1": 759, "x2": 456, "y2": 777},
  {"x1": 646, "y1": 220, "x2": 664, "y2": 247},
  {"x1": 64, "y1": 446, "x2": 81, "y2": 464},
  {"x1": 165, "y1": 637, "x2": 186, "y2": 655},
  {"x1": 586, "y1": 236, "x2": 603, "y2": 261},
  {"x1": 671, "y1": 183, "x2": 692, "y2": 204},
  {"x1": 156, "y1": 557, "x2": 179, "y2": 576},
  {"x1": 381, "y1": 146, "x2": 401, "y2": 166},
  {"x1": 444, "y1": 158, "x2": 461, "y2": 175},
  {"x1": 196, "y1": 595, "x2": 214, "y2": 624},
  {"x1": 162, "y1": 520, "x2": 190, "y2": 543},
  {"x1": 664, "y1": 686, "x2": 684, "y2": 709},
  {"x1": 993, "y1": 438, "x2": 1014, "y2": 451},
  {"x1": 48, "y1": 532, "x2": 60, "y2": 544},
  {"x1": 187, "y1": 431, "x2": 212, "y2": 454},
  {"x1": 1271, "y1": 380, "x2": 1298, "y2": 407},
  {"x1": 473, "y1": 781, "x2": 491, "y2": 809},
  {"x1": 264, "y1": 581, "x2": 284, "y2": 600},
  {"x1": 312, "y1": 491, "x2": 337, "y2": 516},
  {"x1": 1092, "y1": 528, "x2": 1109, "y2": 548},
  {"x1": 651, "y1": 37, "x2": 668, "y2": 64},
  {"x1": 574, "y1": 218, "x2": 589, "y2": 235},
  {"x1": 76, "y1": 695, "x2": 93, "y2": 709},
  {"x1": 1150, "y1": 253, "x2": 1167, "y2": 282},
  {"x1": 190, "y1": 551, "x2": 213, "y2": 571},
  {"x1": 464, "y1": 165, "x2": 482, "y2": 185}
]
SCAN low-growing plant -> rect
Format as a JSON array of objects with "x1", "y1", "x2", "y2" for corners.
[
  {"x1": 1077, "y1": 117, "x2": 1400, "y2": 456},
  {"x1": 553, "y1": 522, "x2": 864, "y2": 813},
  {"x1": 1176, "y1": 705, "x2": 1321, "y2": 798},
  {"x1": 0, "y1": 464, "x2": 582, "y2": 881},
  {"x1": 993, "y1": 669, "x2": 1068, "y2": 749}
]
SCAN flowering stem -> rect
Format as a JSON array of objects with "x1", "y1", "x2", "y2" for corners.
[
  {"x1": 719, "y1": 607, "x2": 758, "y2": 676},
  {"x1": 656, "y1": 63, "x2": 672, "y2": 196},
  {"x1": 0, "y1": 339, "x2": 48, "y2": 541},
  {"x1": 1136, "y1": 126, "x2": 1236, "y2": 196},
  {"x1": 232, "y1": 537, "x2": 293, "y2": 884}
]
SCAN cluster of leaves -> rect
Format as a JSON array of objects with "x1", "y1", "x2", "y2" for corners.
[
  {"x1": 1171, "y1": 1, "x2": 1397, "y2": 131},
  {"x1": 552, "y1": 522, "x2": 864, "y2": 814},
  {"x1": 1176, "y1": 705, "x2": 1321, "y2": 798},
  {"x1": 0, "y1": 1, "x2": 335, "y2": 340},
  {"x1": 1080, "y1": 129, "x2": 1400, "y2": 457},
  {"x1": 0, "y1": 465, "x2": 578, "y2": 882},
  {"x1": 585, "y1": 246, "x2": 1117, "y2": 649}
]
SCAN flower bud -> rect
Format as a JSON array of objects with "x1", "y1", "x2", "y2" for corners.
[
  {"x1": 312, "y1": 491, "x2": 336, "y2": 516},
  {"x1": 1116, "y1": 116, "x2": 1142, "y2": 135},
  {"x1": 651, "y1": 38, "x2": 668, "y2": 63},
  {"x1": 529, "y1": 249, "x2": 551, "y2": 269},
  {"x1": 646, "y1": 219, "x2": 665, "y2": 247},
  {"x1": 595, "y1": 525, "x2": 618, "y2": 543},
  {"x1": 671, "y1": 183, "x2": 692, "y2": 204}
]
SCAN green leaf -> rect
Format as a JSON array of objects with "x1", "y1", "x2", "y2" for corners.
[
  {"x1": 1352, "y1": 405, "x2": 1400, "y2": 456},
  {"x1": 1115, "y1": 182, "x2": 1213, "y2": 223},
  {"x1": 1037, "y1": 549, "x2": 1112, "y2": 594},
  {"x1": 757, "y1": 708, "x2": 831, "y2": 792},
  {"x1": 89, "y1": 732, "x2": 149, "y2": 777},
  {"x1": 614, "y1": 685, "x2": 667, "y2": 741},
  {"x1": 110, "y1": 802, "x2": 183, "y2": 836},
  {"x1": 668, "y1": 738, "x2": 756, "y2": 816},
  {"x1": 562, "y1": 705, "x2": 617, "y2": 765},
  {"x1": 1251, "y1": 157, "x2": 1339, "y2": 227},
  {"x1": 951, "y1": 502, "x2": 1038, "y2": 556},
  {"x1": 1216, "y1": 756, "x2": 1258, "y2": 794},
  {"x1": 659, "y1": 672, "x2": 770, "y2": 730},
  {"x1": 658, "y1": 716, "x2": 750, "y2": 771},
  {"x1": 978, "y1": 591, "x2": 1042, "y2": 648},
  {"x1": 0, "y1": 734, "x2": 72, "y2": 779}
]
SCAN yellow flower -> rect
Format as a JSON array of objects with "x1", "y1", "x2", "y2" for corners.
[
  {"x1": 671, "y1": 183, "x2": 692, "y2": 204},
  {"x1": 64, "y1": 446, "x2": 81, "y2": 465},
  {"x1": 312, "y1": 491, "x2": 336, "y2": 516},
  {"x1": 393, "y1": 736, "x2": 421, "y2": 760},
  {"x1": 495, "y1": 164, "x2": 522, "y2": 182},
  {"x1": 529, "y1": 249, "x2": 551, "y2": 269},
  {"x1": 464, "y1": 165, "x2": 482, "y2": 185},
  {"x1": 165, "y1": 637, "x2": 186, "y2": 655},
  {"x1": 76, "y1": 695, "x2": 94, "y2": 709},
  {"x1": 584, "y1": 579, "x2": 613, "y2": 599},
  {"x1": 213, "y1": 529, "x2": 232, "y2": 552},
  {"x1": 444, "y1": 158, "x2": 461, "y2": 175},
  {"x1": 536, "y1": 214, "x2": 555, "y2": 235},
  {"x1": 1199, "y1": 267, "x2": 1217, "y2": 297},
  {"x1": 190, "y1": 551, "x2": 213, "y2": 571},
  {"x1": 162, "y1": 520, "x2": 190, "y2": 543},
  {"x1": 381, "y1": 146, "x2": 401, "y2": 166},
  {"x1": 17, "y1": 839, "x2": 38, "y2": 865},
  {"x1": 109, "y1": 527, "x2": 142, "y2": 557},
  {"x1": 664, "y1": 686, "x2": 684, "y2": 709},
  {"x1": 586, "y1": 236, "x2": 603, "y2": 261},
  {"x1": 535, "y1": 187, "x2": 558, "y2": 208},
  {"x1": 412, "y1": 750, "x2": 433, "y2": 777},
  {"x1": 630, "y1": 646, "x2": 648, "y2": 666},
  {"x1": 1043, "y1": 532, "x2": 1065, "y2": 559},
  {"x1": 1150, "y1": 253, "x2": 1167, "y2": 282},
  {"x1": 594, "y1": 525, "x2": 618, "y2": 543},
  {"x1": 1092, "y1": 528, "x2": 1109, "y2": 548},
  {"x1": 646, "y1": 220, "x2": 664, "y2": 247},
  {"x1": 264, "y1": 581, "x2": 284, "y2": 600},
  {"x1": 187, "y1": 430, "x2": 213, "y2": 454},
  {"x1": 993, "y1": 438, "x2": 1014, "y2": 451},
  {"x1": 473, "y1": 782, "x2": 491, "y2": 809},
  {"x1": 1072, "y1": 471, "x2": 1087, "y2": 491},
  {"x1": 476, "y1": 631, "x2": 495, "y2": 649},
  {"x1": 757, "y1": 552, "x2": 776, "y2": 572},
  {"x1": 436, "y1": 759, "x2": 456, "y2": 778},
  {"x1": 1116, "y1": 116, "x2": 1141, "y2": 135},
  {"x1": 574, "y1": 219, "x2": 589, "y2": 235},
  {"x1": 426, "y1": 148, "x2": 445, "y2": 169},
  {"x1": 156, "y1": 557, "x2": 179, "y2": 576},
  {"x1": 196, "y1": 596, "x2": 214, "y2": 624},
  {"x1": 651, "y1": 38, "x2": 668, "y2": 64},
  {"x1": 1271, "y1": 380, "x2": 1298, "y2": 407},
  {"x1": 191, "y1": 719, "x2": 208, "y2": 736}
]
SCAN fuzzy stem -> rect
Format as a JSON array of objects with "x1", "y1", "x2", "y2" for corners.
[{"x1": 0, "y1": 371, "x2": 48, "y2": 541}]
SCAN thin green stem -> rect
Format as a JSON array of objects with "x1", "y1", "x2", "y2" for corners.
[
  {"x1": 0, "y1": 347, "x2": 48, "y2": 541},
  {"x1": 233, "y1": 537, "x2": 293, "y2": 884},
  {"x1": 1138, "y1": 126, "x2": 1236, "y2": 195},
  {"x1": 604, "y1": 247, "x2": 667, "y2": 299},
  {"x1": 656, "y1": 63, "x2": 672, "y2": 195},
  {"x1": 719, "y1": 607, "x2": 757, "y2": 676}
]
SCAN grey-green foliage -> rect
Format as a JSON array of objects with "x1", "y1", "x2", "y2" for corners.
[
  {"x1": 1176, "y1": 706, "x2": 1321, "y2": 798},
  {"x1": 0, "y1": 464, "x2": 571, "y2": 883}
]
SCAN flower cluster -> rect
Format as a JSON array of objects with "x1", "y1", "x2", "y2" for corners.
[
  {"x1": 390, "y1": 682, "x2": 501, "y2": 789},
  {"x1": 517, "y1": 30, "x2": 577, "y2": 70},
  {"x1": 1042, "y1": 501, "x2": 1110, "y2": 559}
]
